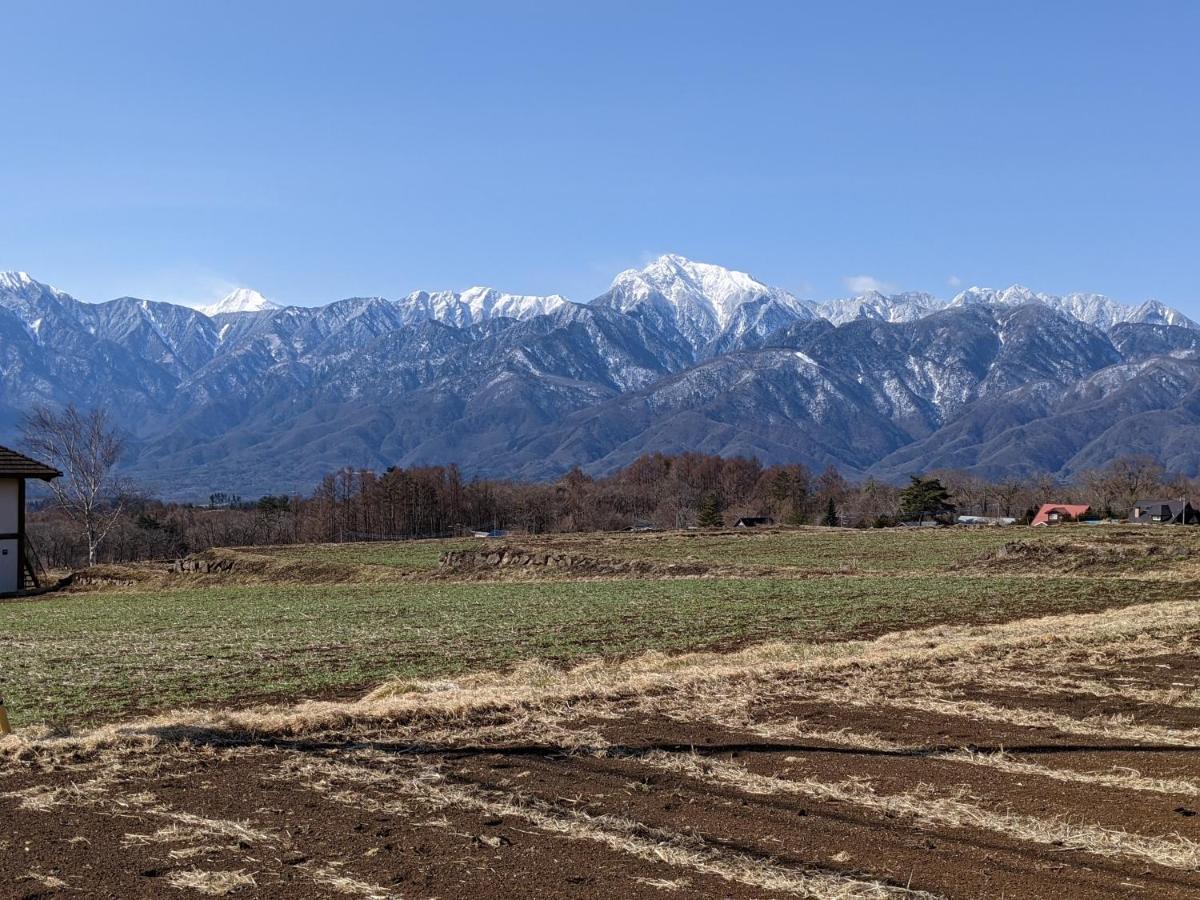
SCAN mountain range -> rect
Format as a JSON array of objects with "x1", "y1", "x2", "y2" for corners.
[{"x1": 2, "y1": 258, "x2": 1199, "y2": 499}]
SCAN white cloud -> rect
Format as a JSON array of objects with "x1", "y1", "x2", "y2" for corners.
[
  {"x1": 947, "y1": 274, "x2": 963, "y2": 288},
  {"x1": 842, "y1": 274, "x2": 896, "y2": 294}
]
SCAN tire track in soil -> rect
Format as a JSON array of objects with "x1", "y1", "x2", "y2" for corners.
[
  {"x1": 616, "y1": 700, "x2": 1200, "y2": 870},
  {"x1": 286, "y1": 749, "x2": 927, "y2": 899},
  {"x1": 643, "y1": 708, "x2": 1200, "y2": 828},
  {"x1": 7, "y1": 597, "x2": 1200, "y2": 897},
  {"x1": 737, "y1": 698, "x2": 1200, "y2": 781},
  {"x1": 430, "y1": 724, "x2": 1200, "y2": 900},
  {"x1": 947, "y1": 684, "x2": 1200, "y2": 730},
  {"x1": 144, "y1": 748, "x2": 775, "y2": 898}
]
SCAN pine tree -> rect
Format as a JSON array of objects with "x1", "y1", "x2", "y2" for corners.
[
  {"x1": 821, "y1": 496, "x2": 838, "y2": 527},
  {"x1": 696, "y1": 491, "x2": 724, "y2": 528},
  {"x1": 898, "y1": 476, "x2": 955, "y2": 522},
  {"x1": 769, "y1": 470, "x2": 792, "y2": 514}
]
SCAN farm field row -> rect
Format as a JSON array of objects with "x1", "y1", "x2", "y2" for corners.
[
  {"x1": 260, "y1": 524, "x2": 1199, "y2": 574},
  {"x1": 0, "y1": 573, "x2": 1165, "y2": 728},
  {"x1": 4, "y1": 596, "x2": 1200, "y2": 897},
  {"x1": 4, "y1": 525, "x2": 1198, "y2": 729}
]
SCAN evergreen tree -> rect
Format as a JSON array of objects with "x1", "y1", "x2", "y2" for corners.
[
  {"x1": 898, "y1": 476, "x2": 955, "y2": 522},
  {"x1": 821, "y1": 496, "x2": 839, "y2": 527},
  {"x1": 769, "y1": 470, "x2": 792, "y2": 513},
  {"x1": 696, "y1": 491, "x2": 724, "y2": 528}
]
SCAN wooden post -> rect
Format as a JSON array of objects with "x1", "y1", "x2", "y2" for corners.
[{"x1": 16, "y1": 477, "x2": 25, "y2": 590}]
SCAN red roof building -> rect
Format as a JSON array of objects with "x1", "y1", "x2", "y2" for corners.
[{"x1": 1031, "y1": 503, "x2": 1091, "y2": 526}]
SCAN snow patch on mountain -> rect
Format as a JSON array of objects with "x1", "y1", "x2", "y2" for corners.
[
  {"x1": 0, "y1": 271, "x2": 48, "y2": 295},
  {"x1": 200, "y1": 288, "x2": 279, "y2": 316},
  {"x1": 396, "y1": 287, "x2": 570, "y2": 327},
  {"x1": 948, "y1": 285, "x2": 1197, "y2": 332},
  {"x1": 0, "y1": 271, "x2": 71, "y2": 306},
  {"x1": 814, "y1": 282, "x2": 1198, "y2": 334},
  {"x1": 817, "y1": 291, "x2": 944, "y2": 325}
]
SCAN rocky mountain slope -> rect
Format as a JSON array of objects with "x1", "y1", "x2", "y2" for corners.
[{"x1": 0, "y1": 259, "x2": 1196, "y2": 498}]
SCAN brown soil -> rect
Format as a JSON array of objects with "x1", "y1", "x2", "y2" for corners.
[
  {"x1": 953, "y1": 683, "x2": 1200, "y2": 730},
  {"x1": 9, "y1": 710, "x2": 1198, "y2": 899},
  {"x1": 6, "y1": 600, "x2": 1200, "y2": 898}
]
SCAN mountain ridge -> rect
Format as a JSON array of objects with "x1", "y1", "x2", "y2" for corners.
[
  {"x1": 1, "y1": 257, "x2": 1198, "y2": 498},
  {"x1": 4, "y1": 259, "x2": 1190, "y2": 335}
]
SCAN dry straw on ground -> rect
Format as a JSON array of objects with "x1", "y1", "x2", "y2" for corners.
[
  {"x1": 6, "y1": 597, "x2": 1198, "y2": 764},
  {"x1": 289, "y1": 752, "x2": 933, "y2": 900},
  {"x1": 6, "y1": 595, "x2": 1200, "y2": 898}
]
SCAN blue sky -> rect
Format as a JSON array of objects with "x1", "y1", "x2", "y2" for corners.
[{"x1": 2, "y1": 1, "x2": 1198, "y2": 311}]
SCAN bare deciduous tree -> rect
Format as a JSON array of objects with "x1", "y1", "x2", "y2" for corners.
[
  {"x1": 22, "y1": 404, "x2": 125, "y2": 566},
  {"x1": 1100, "y1": 455, "x2": 1166, "y2": 515}
]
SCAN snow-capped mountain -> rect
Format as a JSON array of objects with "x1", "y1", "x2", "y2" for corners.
[
  {"x1": 590, "y1": 257, "x2": 1198, "y2": 340},
  {"x1": 593, "y1": 255, "x2": 816, "y2": 356},
  {"x1": 602, "y1": 255, "x2": 813, "y2": 327},
  {"x1": 810, "y1": 284, "x2": 1199, "y2": 333},
  {"x1": 199, "y1": 288, "x2": 280, "y2": 317},
  {"x1": 2, "y1": 262, "x2": 1200, "y2": 497},
  {"x1": 0, "y1": 271, "x2": 69, "y2": 303},
  {"x1": 816, "y1": 291, "x2": 943, "y2": 326},
  {"x1": 947, "y1": 286, "x2": 1198, "y2": 331},
  {"x1": 396, "y1": 287, "x2": 570, "y2": 327}
]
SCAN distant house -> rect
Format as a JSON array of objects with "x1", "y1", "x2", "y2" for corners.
[
  {"x1": 1128, "y1": 499, "x2": 1200, "y2": 525},
  {"x1": 1031, "y1": 503, "x2": 1091, "y2": 526},
  {"x1": 734, "y1": 516, "x2": 774, "y2": 528}
]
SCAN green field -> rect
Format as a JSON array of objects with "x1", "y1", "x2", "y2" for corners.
[
  {"x1": 0, "y1": 570, "x2": 1177, "y2": 728},
  {"x1": 2, "y1": 526, "x2": 1196, "y2": 729}
]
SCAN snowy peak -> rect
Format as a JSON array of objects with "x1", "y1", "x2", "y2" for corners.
[
  {"x1": 0, "y1": 271, "x2": 69, "y2": 303},
  {"x1": 817, "y1": 291, "x2": 944, "y2": 325},
  {"x1": 1127, "y1": 299, "x2": 1196, "y2": 329},
  {"x1": 949, "y1": 285, "x2": 1197, "y2": 332},
  {"x1": 949, "y1": 284, "x2": 1047, "y2": 308},
  {"x1": 0, "y1": 271, "x2": 39, "y2": 293},
  {"x1": 396, "y1": 287, "x2": 569, "y2": 328},
  {"x1": 760, "y1": 277, "x2": 1198, "y2": 335},
  {"x1": 457, "y1": 286, "x2": 570, "y2": 321},
  {"x1": 200, "y1": 288, "x2": 279, "y2": 316},
  {"x1": 2, "y1": 264, "x2": 1196, "y2": 342},
  {"x1": 598, "y1": 255, "x2": 815, "y2": 355},
  {"x1": 605, "y1": 254, "x2": 811, "y2": 328}
]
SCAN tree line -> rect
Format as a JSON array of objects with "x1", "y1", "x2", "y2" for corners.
[{"x1": 20, "y1": 405, "x2": 1189, "y2": 569}]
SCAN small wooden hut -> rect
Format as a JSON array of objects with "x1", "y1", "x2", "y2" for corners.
[{"x1": 0, "y1": 446, "x2": 62, "y2": 594}]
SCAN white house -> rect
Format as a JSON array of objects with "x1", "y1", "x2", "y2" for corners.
[{"x1": 0, "y1": 446, "x2": 62, "y2": 594}]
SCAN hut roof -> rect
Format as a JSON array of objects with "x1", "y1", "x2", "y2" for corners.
[{"x1": 0, "y1": 445, "x2": 62, "y2": 480}]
